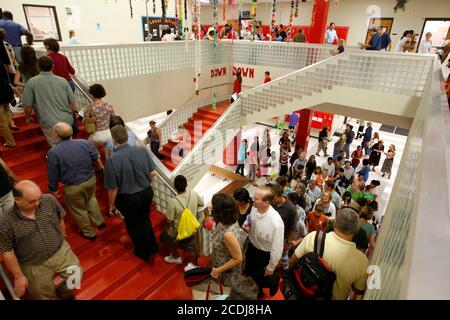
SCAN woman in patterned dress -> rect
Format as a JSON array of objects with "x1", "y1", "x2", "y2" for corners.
[{"x1": 210, "y1": 193, "x2": 243, "y2": 288}]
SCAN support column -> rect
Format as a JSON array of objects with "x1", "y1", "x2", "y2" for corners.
[
  {"x1": 295, "y1": 109, "x2": 313, "y2": 152},
  {"x1": 309, "y1": 0, "x2": 330, "y2": 44},
  {"x1": 223, "y1": 129, "x2": 241, "y2": 166}
]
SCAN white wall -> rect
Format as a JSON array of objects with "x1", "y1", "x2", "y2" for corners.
[{"x1": 0, "y1": 0, "x2": 181, "y2": 44}]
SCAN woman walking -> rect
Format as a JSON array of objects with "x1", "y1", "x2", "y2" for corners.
[{"x1": 381, "y1": 144, "x2": 396, "y2": 179}]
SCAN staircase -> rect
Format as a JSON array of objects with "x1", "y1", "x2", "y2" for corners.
[
  {"x1": 0, "y1": 113, "x2": 196, "y2": 300},
  {"x1": 160, "y1": 102, "x2": 229, "y2": 171}
]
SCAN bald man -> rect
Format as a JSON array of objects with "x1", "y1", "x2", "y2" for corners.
[
  {"x1": 0, "y1": 180, "x2": 82, "y2": 300},
  {"x1": 47, "y1": 122, "x2": 104, "y2": 240},
  {"x1": 243, "y1": 186, "x2": 284, "y2": 298}
]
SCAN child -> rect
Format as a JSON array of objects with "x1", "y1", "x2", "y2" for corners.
[
  {"x1": 361, "y1": 185, "x2": 374, "y2": 202},
  {"x1": 305, "y1": 203, "x2": 328, "y2": 233},
  {"x1": 264, "y1": 71, "x2": 271, "y2": 83},
  {"x1": 358, "y1": 159, "x2": 370, "y2": 182},
  {"x1": 369, "y1": 180, "x2": 381, "y2": 202},
  {"x1": 351, "y1": 146, "x2": 363, "y2": 169}
]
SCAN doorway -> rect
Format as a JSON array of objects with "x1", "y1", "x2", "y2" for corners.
[{"x1": 418, "y1": 18, "x2": 450, "y2": 58}]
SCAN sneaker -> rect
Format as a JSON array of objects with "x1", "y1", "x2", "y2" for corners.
[
  {"x1": 164, "y1": 255, "x2": 183, "y2": 264},
  {"x1": 184, "y1": 262, "x2": 199, "y2": 272}
]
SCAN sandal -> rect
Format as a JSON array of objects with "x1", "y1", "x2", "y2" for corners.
[
  {"x1": 11, "y1": 126, "x2": 20, "y2": 131},
  {"x1": 3, "y1": 144, "x2": 15, "y2": 148}
]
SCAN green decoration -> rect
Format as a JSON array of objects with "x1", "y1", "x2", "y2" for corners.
[{"x1": 394, "y1": 0, "x2": 410, "y2": 13}]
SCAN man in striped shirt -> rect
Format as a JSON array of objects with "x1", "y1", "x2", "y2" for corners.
[{"x1": 0, "y1": 180, "x2": 82, "y2": 299}]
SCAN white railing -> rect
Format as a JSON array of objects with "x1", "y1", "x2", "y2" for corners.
[
  {"x1": 239, "y1": 50, "x2": 433, "y2": 120},
  {"x1": 0, "y1": 263, "x2": 20, "y2": 300},
  {"x1": 364, "y1": 57, "x2": 450, "y2": 300},
  {"x1": 59, "y1": 41, "x2": 337, "y2": 83},
  {"x1": 159, "y1": 92, "x2": 231, "y2": 146}
]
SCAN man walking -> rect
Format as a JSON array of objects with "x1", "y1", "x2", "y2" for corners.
[
  {"x1": 47, "y1": 122, "x2": 105, "y2": 240},
  {"x1": 0, "y1": 11, "x2": 33, "y2": 62},
  {"x1": 104, "y1": 125, "x2": 159, "y2": 260},
  {"x1": 325, "y1": 22, "x2": 339, "y2": 45},
  {"x1": 22, "y1": 56, "x2": 76, "y2": 147},
  {"x1": 0, "y1": 180, "x2": 82, "y2": 300},
  {"x1": 243, "y1": 186, "x2": 284, "y2": 298},
  {"x1": 344, "y1": 124, "x2": 355, "y2": 159}
]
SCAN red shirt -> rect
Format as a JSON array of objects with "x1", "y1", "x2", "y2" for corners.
[
  {"x1": 264, "y1": 76, "x2": 271, "y2": 83},
  {"x1": 48, "y1": 52, "x2": 75, "y2": 81},
  {"x1": 233, "y1": 79, "x2": 241, "y2": 94}
]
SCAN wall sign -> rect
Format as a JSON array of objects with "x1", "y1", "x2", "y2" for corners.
[
  {"x1": 233, "y1": 66, "x2": 254, "y2": 78},
  {"x1": 211, "y1": 67, "x2": 227, "y2": 78}
]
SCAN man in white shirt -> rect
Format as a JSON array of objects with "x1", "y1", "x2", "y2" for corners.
[
  {"x1": 418, "y1": 32, "x2": 433, "y2": 54},
  {"x1": 343, "y1": 160, "x2": 355, "y2": 180},
  {"x1": 243, "y1": 186, "x2": 284, "y2": 298},
  {"x1": 306, "y1": 180, "x2": 322, "y2": 203},
  {"x1": 289, "y1": 208, "x2": 369, "y2": 300},
  {"x1": 241, "y1": 27, "x2": 251, "y2": 40},
  {"x1": 325, "y1": 22, "x2": 339, "y2": 45},
  {"x1": 322, "y1": 157, "x2": 336, "y2": 178}
]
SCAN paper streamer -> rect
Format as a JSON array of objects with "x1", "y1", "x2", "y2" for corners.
[
  {"x1": 250, "y1": 0, "x2": 257, "y2": 41},
  {"x1": 270, "y1": 0, "x2": 276, "y2": 34},
  {"x1": 288, "y1": 0, "x2": 294, "y2": 41}
]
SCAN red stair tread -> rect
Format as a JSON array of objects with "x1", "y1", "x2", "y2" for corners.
[
  {"x1": 75, "y1": 251, "x2": 147, "y2": 300},
  {"x1": 144, "y1": 270, "x2": 193, "y2": 300},
  {"x1": 102, "y1": 254, "x2": 178, "y2": 300}
]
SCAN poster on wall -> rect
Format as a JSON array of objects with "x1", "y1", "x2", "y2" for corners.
[
  {"x1": 22, "y1": 5, "x2": 62, "y2": 41},
  {"x1": 142, "y1": 17, "x2": 177, "y2": 41}
]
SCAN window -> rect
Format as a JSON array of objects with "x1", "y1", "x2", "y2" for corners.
[{"x1": 22, "y1": 4, "x2": 62, "y2": 41}]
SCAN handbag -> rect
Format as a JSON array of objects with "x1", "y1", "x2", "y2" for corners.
[
  {"x1": 184, "y1": 267, "x2": 212, "y2": 287},
  {"x1": 83, "y1": 106, "x2": 96, "y2": 134},
  {"x1": 206, "y1": 278, "x2": 225, "y2": 300}
]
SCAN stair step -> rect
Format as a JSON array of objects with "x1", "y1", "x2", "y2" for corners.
[
  {"x1": 101, "y1": 254, "x2": 178, "y2": 300},
  {"x1": 0, "y1": 136, "x2": 48, "y2": 161},
  {"x1": 11, "y1": 113, "x2": 37, "y2": 127},
  {"x1": 144, "y1": 270, "x2": 193, "y2": 300},
  {"x1": 0, "y1": 123, "x2": 42, "y2": 144},
  {"x1": 75, "y1": 252, "x2": 147, "y2": 300}
]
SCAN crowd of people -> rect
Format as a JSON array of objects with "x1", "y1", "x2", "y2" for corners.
[{"x1": 0, "y1": 7, "x2": 442, "y2": 302}]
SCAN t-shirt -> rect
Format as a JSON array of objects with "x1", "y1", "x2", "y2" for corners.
[
  {"x1": 289, "y1": 113, "x2": 299, "y2": 128},
  {"x1": 0, "y1": 19, "x2": 28, "y2": 46},
  {"x1": 165, "y1": 191, "x2": 205, "y2": 237},
  {"x1": 327, "y1": 223, "x2": 369, "y2": 251},
  {"x1": 325, "y1": 29, "x2": 338, "y2": 44},
  {"x1": 0, "y1": 164, "x2": 12, "y2": 198},
  {"x1": 294, "y1": 231, "x2": 369, "y2": 300},
  {"x1": 264, "y1": 76, "x2": 271, "y2": 84},
  {"x1": 360, "y1": 222, "x2": 375, "y2": 237},
  {"x1": 274, "y1": 200, "x2": 298, "y2": 240},
  {"x1": 394, "y1": 37, "x2": 409, "y2": 52},
  {"x1": 306, "y1": 212, "x2": 328, "y2": 233}
]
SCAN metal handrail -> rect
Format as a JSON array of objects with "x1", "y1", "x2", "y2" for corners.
[{"x1": 0, "y1": 263, "x2": 20, "y2": 300}]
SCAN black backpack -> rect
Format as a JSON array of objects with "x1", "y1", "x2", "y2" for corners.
[{"x1": 280, "y1": 231, "x2": 336, "y2": 300}]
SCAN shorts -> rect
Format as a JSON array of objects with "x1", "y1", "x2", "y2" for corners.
[
  {"x1": 289, "y1": 125, "x2": 295, "y2": 130},
  {"x1": 160, "y1": 230, "x2": 198, "y2": 253}
]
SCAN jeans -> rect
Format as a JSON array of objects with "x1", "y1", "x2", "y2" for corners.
[
  {"x1": 150, "y1": 140, "x2": 160, "y2": 158},
  {"x1": 235, "y1": 164, "x2": 245, "y2": 176},
  {"x1": 116, "y1": 187, "x2": 158, "y2": 260}
]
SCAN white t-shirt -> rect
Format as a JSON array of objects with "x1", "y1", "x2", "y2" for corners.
[
  {"x1": 418, "y1": 40, "x2": 432, "y2": 54},
  {"x1": 325, "y1": 29, "x2": 338, "y2": 44},
  {"x1": 247, "y1": 206, "x2": 285, "y2": 272},
  {"x1": 394, "y1": 37, "x2": 408, "y2": 52},
  {"x1": 162, "y1": 33, "x2": 176, "y2": 41},
  {"x1": 294, "y1": 231, "x2": 369, "y2": 300}
]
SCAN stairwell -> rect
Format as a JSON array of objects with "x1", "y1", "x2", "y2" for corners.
[
  {"x1": 160, "y1": 102, "x2": 229, "y2": 171},
  {"x1": 0, "y1": 113, "x2": 196, "y2": 300}
]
